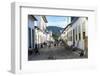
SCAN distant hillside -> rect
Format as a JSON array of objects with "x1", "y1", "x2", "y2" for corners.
[{"x1": 46, "y1": 26, "x2": 64, "y2": 35}]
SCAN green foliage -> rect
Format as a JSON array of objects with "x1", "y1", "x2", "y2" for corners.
[{"x1": 52, "y1": 34, "x2": 59, "y2": 40}]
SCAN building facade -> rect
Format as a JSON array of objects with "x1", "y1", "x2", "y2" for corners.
[
  {"x1": 46, "y1": 31, "x2": 54, "y2": 42},
  {"x1": 28, "y1": 15, "x2": 55, "y2": 49},
  {"x1": 28, "y1": 15, "x2": 37, "y2": 49},
  {"x1": 34, "y1": 16, "x2": 48, "y2": 48},
  {"x1": 71, "y1": 17, "x2": 88, "y2": 51},
  {"x1": 60, "y1": 17, "x2": 88, "y2": 51}
]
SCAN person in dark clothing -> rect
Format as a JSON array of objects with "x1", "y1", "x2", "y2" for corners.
[
  {"x1": 80, "y1": 51, "x2": 84, "y2": 57},
  {"x1": 41, "y1": 44, "x2": 43, "y2": 48},
  {"x1": 34, "y1": 44, "x2": 40, "y2": 55}
]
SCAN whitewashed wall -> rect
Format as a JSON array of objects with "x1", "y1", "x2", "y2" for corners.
[
  {"x1": 71, "y1": 18, "x2": 88, "y2": 50},
  {"x1": 28, "y1": 16, "x2": 35, "y2": 48}
]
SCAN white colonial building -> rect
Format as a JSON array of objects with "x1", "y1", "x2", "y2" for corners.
[
  {"x1": 34, "y1": 16, "x2": 48, "y2": 48},
  {"x1": 60, "y1": 24, "x2": 73, "y2": 46},
  {"x1": 28, "y1": 15, "x2": 55, "y2": 49},
  {"x1": 60, "y1": 17, "x2": 88, "y2": 51},
  {"x1": 46, "y1": 31, "x2": 54, "y2": 42},
  {"x1": 28, "y1": 15, "x2": 37, "y2": 49}
]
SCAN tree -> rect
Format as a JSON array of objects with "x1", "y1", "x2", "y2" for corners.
[{"x1": 52, "y1": 33, "x2": 59, "y2": 41}]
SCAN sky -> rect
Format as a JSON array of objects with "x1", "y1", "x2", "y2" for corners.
[{"x1": 46, "y1": 16, "x2": 71, "y2": 28}]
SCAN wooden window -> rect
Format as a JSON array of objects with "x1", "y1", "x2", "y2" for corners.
[
  {"x1": 32, "y1": 29, "x2": 34, "y2": 48},
  {"x1": 75, "y1": 27, "x2": 77, "y2": 41},
  {"x1": 73, "y1": 29, "x2": 75, "y2": 40},
  {"x1": 83, "y1": 32, "x2": 85, "y2": 39},
  {"x1": 28, "y1": 28, "x2": 31, "y2": 48},
  {"x1": 70, "y1": 31, "x2": 72, "y2": 41},
  {"x1": 76, "y1": 34, "x2": 77, "y2": 41},
  {"x1": 79, "y1": 33, "x2": 81, "y2": 40}
]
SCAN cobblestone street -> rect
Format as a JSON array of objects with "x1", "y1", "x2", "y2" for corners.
[{"x1": 28, "y1": 45, "x2": 87, "y2": 61}]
